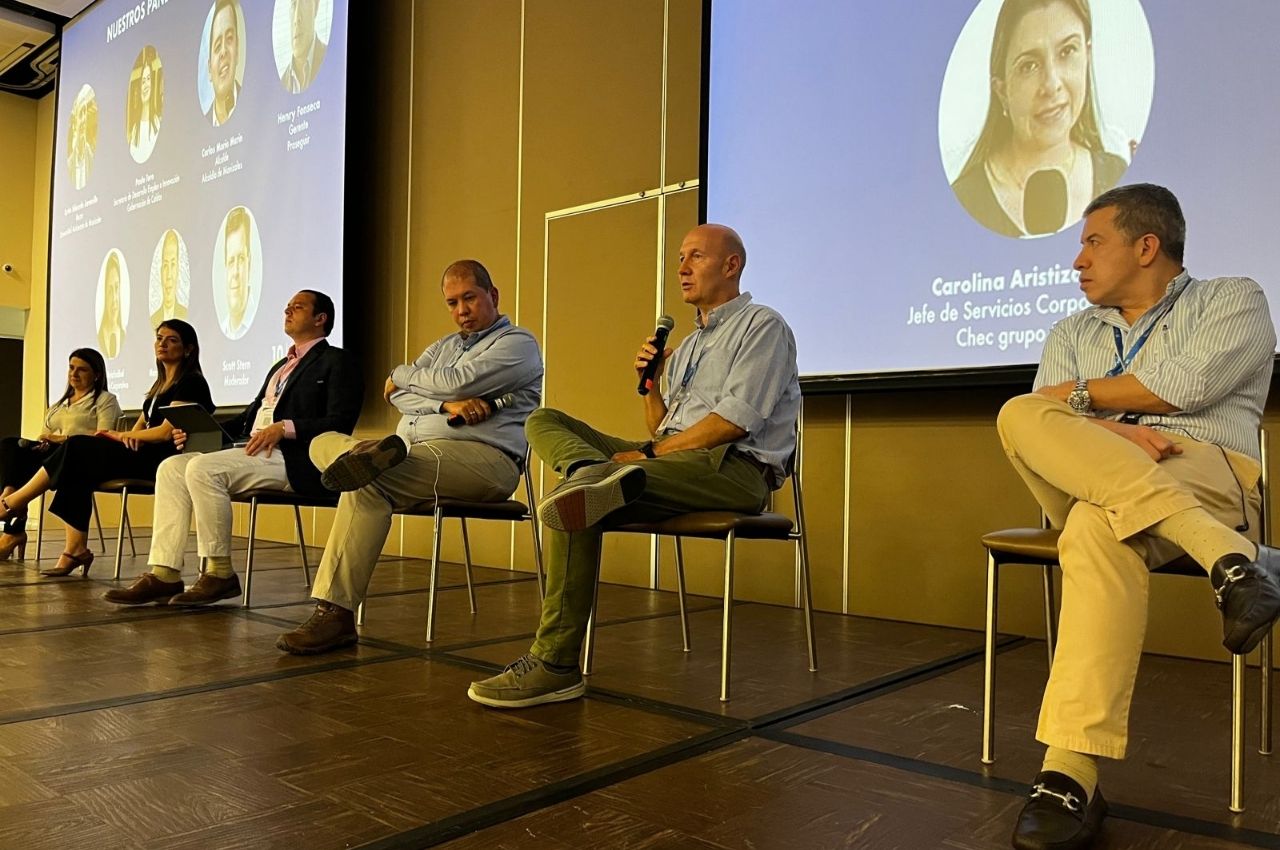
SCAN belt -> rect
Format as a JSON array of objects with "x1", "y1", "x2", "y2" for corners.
[{"x1": 729, "y1": 447, "x2": 770, "y2": 479}]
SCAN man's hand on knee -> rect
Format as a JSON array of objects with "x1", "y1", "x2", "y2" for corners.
[{"x1": 1089, "y1": 418, "x2": 1182, "y2": 462}]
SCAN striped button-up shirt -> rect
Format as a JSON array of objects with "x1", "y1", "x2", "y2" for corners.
[{"x1": 1034, "y1": 272, "x2": 1275, "y2": 460}]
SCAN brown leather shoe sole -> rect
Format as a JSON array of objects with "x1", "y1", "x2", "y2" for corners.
[{"x1": 320, "y1": 435, "x2": 408, "y2": 492}]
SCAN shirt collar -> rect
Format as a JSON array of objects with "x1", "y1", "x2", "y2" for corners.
[
  {"x1": 288, "y1": 336, "x2": 325, "y2": 360},
  {"x1": 459, "y1": 314, "x2": 511, "y2": 349},
  {"x1": 696, "y1": 291, "x2": 753, "y2": 330},
  {"x1": 1086, "y1": 270, "x2": 1193, "y2": 328}
]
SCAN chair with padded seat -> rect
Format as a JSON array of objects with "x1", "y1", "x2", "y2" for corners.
[
  {"x1": 356, "y1": 448, "x2": 545, "y2": 643},
  {"x1": 981, "y1": 431, "x2": 1274, "y2": 813},
  {"x1": 231, "y1": 488, "x2": 338, "y2": 607},
  {"x1": 581, "y1": 449, "x2": 818, "y2": 702}
]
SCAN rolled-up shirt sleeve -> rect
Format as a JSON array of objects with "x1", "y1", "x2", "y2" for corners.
[
  {"x1": 710, "y1": 313, "x2": 796, "y2": 434},
  {"x1": 1129, "y1": 281, "x2": 1276, "y2": 413},
  {"x1": 391, "y1": 331, "x2": 543, "y2": 402}
]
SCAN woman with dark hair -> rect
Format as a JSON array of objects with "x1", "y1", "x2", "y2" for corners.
[
  {"x1": 127, "y1": 46, "x2": 162, "y2": 163},
  {"x1": 0, "y1": 349, "x2": 122, "y2": 559},
  {"x1": 950, "y1": 0, "x2": 1126, "y2": 237},
  {"x1": 0, "y1": 321, "x2": 214, "y2": 577}
]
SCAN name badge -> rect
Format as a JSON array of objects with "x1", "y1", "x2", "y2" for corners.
[{"x1": 253, "y1": 403, "x2": 276, "y2": 434}]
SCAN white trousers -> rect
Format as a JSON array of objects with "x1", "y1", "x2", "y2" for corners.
[{"x1": 148, "y1": 448, "x2": 292, "y2": 572}]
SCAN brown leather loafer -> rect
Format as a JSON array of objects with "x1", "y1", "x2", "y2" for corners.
[
  {"x1": 169, "y1": 573, "x2": 242, "y2": 607},
  {"x1": 104, "y1": 573, "x2": 185, "y2": 606},
  {"x1": 276, "y1": 601, "x2": 358, "y2": 655}
]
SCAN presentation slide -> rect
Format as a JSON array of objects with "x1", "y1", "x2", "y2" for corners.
[
  {"x1": 49, "y1": 0, "x2": 348, "y2": 405},
  {"x1": 706, "y1": 0, "x2": 1280, "y2": 377}
]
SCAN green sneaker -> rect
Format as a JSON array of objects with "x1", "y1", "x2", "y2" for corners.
[
  {"x1": 466, "y1": 653, "x2": 586, "y2": 709},
  {"x1": 537, "y1": 463, "x2": 646, "y2": 532}
]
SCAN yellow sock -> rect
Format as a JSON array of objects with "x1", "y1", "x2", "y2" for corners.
[
  {"x1": 1150, "y1": 507, "x2": 1256, "y2": 574},
  {"x1": 203, "y1": 556, "x2": 236, "y2": 579},
  {"x1": 1042, "y1": 746, "x2": 1098, "y2": 801},
  {"x1": 150, "y1": 565, "x2": 181, "y2": 583}
]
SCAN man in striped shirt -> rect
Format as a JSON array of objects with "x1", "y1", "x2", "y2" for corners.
[{"x1": 1000, "y1": 184, "x2": 1280, "y2": 850}]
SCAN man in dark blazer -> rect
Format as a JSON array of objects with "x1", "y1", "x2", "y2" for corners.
[{"x1": 105, "y1": 290, "x2": 363, "y2": 607}]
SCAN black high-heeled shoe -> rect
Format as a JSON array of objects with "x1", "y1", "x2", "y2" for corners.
[{"x1": 41, "y1": 550, "x2": 94, "y2": 578}]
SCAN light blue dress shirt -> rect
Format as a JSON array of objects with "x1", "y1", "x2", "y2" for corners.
[{"x1": 658, "y1": 292, "x2": 801, "y2": 487}]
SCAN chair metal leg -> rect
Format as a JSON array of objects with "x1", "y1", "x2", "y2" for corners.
[
  {"x1": 1231, "y1": 653, "x2": 1246, "y2": 813},
  {"x1": 292, "y1": 505, "x2": 311, "y2": 587},
  {"x1": 36, "y1": 493, "x2": 46, "y2": 563},
  {"x1": 356, "y1": 601, "x2": 365, "y2": 626},
  {"x1": 242, "y1": 498, "x2": 259, "y2": 607},
  {"x1": 525, "y1": 471, "x2": 546, "y2": 600},
  {"x1": 1042, "y1": 565, "x2": 1057, "y2": 668},
  {"x1": 461, "y1": 518, "x2": 477, "y2": 614},
  {"x1": 673, "y1": 537, "x2": 691, "y2": 652},
  {"x1": 982, "y1": 551, "x2": 1000, "y2": 765},
  {"x1": 582, "y1": 551, "x2": 603, "y2": 676},
  {"x1": 91, "y1": 494, "x2": 105, "y2": 554},
  {"x1": 719, "y1": 531, "x2": 737, "y2": 702},
  {"x1": 791, "y1": 471, "x2": 818, "y2": 672},
  {"x1": 425, "y1": 507, "x2": 444, "y2": 643},
  {"x1": 530, "y1": 517, "x2": 546, "y2": 603},
  {"x1": 1261, "y1": 631, "x2": 1273, "y2": 755},
  {"x1": 113, "y1": 489, "x2": 129, "y2": 580},
  {"x1": 124, "y1": 509, "x2": 136, "y2": 557},
  {"x1": 797, "y1": 530, "x2": 818, "y2": 673}
]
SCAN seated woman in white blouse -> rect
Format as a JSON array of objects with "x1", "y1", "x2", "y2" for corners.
[{"x1": 0, "y1": 348, "x2": 122, "y2": 560}]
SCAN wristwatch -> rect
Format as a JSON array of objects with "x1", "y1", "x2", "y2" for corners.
[
  {"x1": 1067, "y1": 379, "x2": 1092, "y2": 414},
  {"x1": 638, "y1": 440, "x2": 657, "y2": 458}
]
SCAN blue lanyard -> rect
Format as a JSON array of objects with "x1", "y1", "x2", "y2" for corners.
[
  {"x1": 1105, "y1": 297, "x2": 1178, "y2": 377},
  {"x1": 678, "y1": 330, "x2": 709, "y2": 391}
]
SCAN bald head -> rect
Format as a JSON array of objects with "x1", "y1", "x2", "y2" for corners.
[
  {"x1": 677, "y1": 223, "x2": 748, "y2": 314},
  {"x1": 690, "y1": 223, "x2": 746, "y2": 278}
]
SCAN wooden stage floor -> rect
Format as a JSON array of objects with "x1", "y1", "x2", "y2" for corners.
[{"x1": 0, "y1": 535, "x2": 1276, "y2": 849}]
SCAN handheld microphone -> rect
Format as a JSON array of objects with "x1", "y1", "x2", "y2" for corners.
[
  {"x1": 447, "y1": 392, "x2": 517, "y2": 426},
  {"x1": 1023, "y1": 169, "x2": 1068, "y2": 236},
  {"x1": 637, "y1": 315, "x2": 676, "y2": 396}
]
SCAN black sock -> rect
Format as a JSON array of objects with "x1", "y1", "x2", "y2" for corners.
[{"x1": 543, "y1": 659, "x2": 577, "y2": 674}]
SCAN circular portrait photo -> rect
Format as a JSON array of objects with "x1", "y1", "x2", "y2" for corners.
[
  {"x1": 212, "y1": 205, "x2": 262, "y2": 340},
  {"x1": 939, "y1": 0, "x2": 1154, "y2": 238},
  {"x1": 66, "y1": 84, "x2": 98, "y2": 190},
  {"x1": 272, "y1": 0, "x2": 333, "y2": 94},
  {"x1": 149, "y1": 229, "x2": 190, "y2": 327},
  {"x1": 197, "y1": 0, "x2": 247, "y2": 128},
  {"x1": 126, "y1": 46, "x2": 164, "y2": 164},
  {"x1": 95, "y1": 249, "x2": 131, "y2": 360}
]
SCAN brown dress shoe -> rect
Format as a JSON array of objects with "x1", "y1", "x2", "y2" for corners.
[
  {"x1": 276, "y1": 601, "x2": 358, "y2": 655},
  {"x1": 169, "y1": 573, "x2": 242, "y2": 607},
  {"x1": 104, "y1": 573, "x2": 185, "y2": 606},
  {"x1": 320, "y1": 435, "x2": 408, "y2": 492}
]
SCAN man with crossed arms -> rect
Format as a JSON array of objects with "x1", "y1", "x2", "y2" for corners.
[
  {"x1": 998, "y1": 184, "x2": 1280, "y2": 850},
  {"x1": 467, "y1": 223, "x2": 801, "y2": 709},
  {"x1": 276, "y1": 259, "x2": 543, "y2": 654}
]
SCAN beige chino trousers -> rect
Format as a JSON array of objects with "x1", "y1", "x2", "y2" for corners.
[
  {"x1": 308, "y1": 432, "x2": 520, "y2": 612},
  {"x1": 997, "y1": 393, "x2": 1260, "y2": 758}
]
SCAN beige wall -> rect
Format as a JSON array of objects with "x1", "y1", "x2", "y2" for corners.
[
  {"x1": 15, "y1": 2, "x2": 1278, "y2": 667},
  {"x1": 0, "y1": 92, "x2": 38, "y2": 313}
]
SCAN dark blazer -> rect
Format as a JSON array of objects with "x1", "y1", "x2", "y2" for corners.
[{"x1": 223, "y1": 339, "x2": 363, "y2": 497}]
